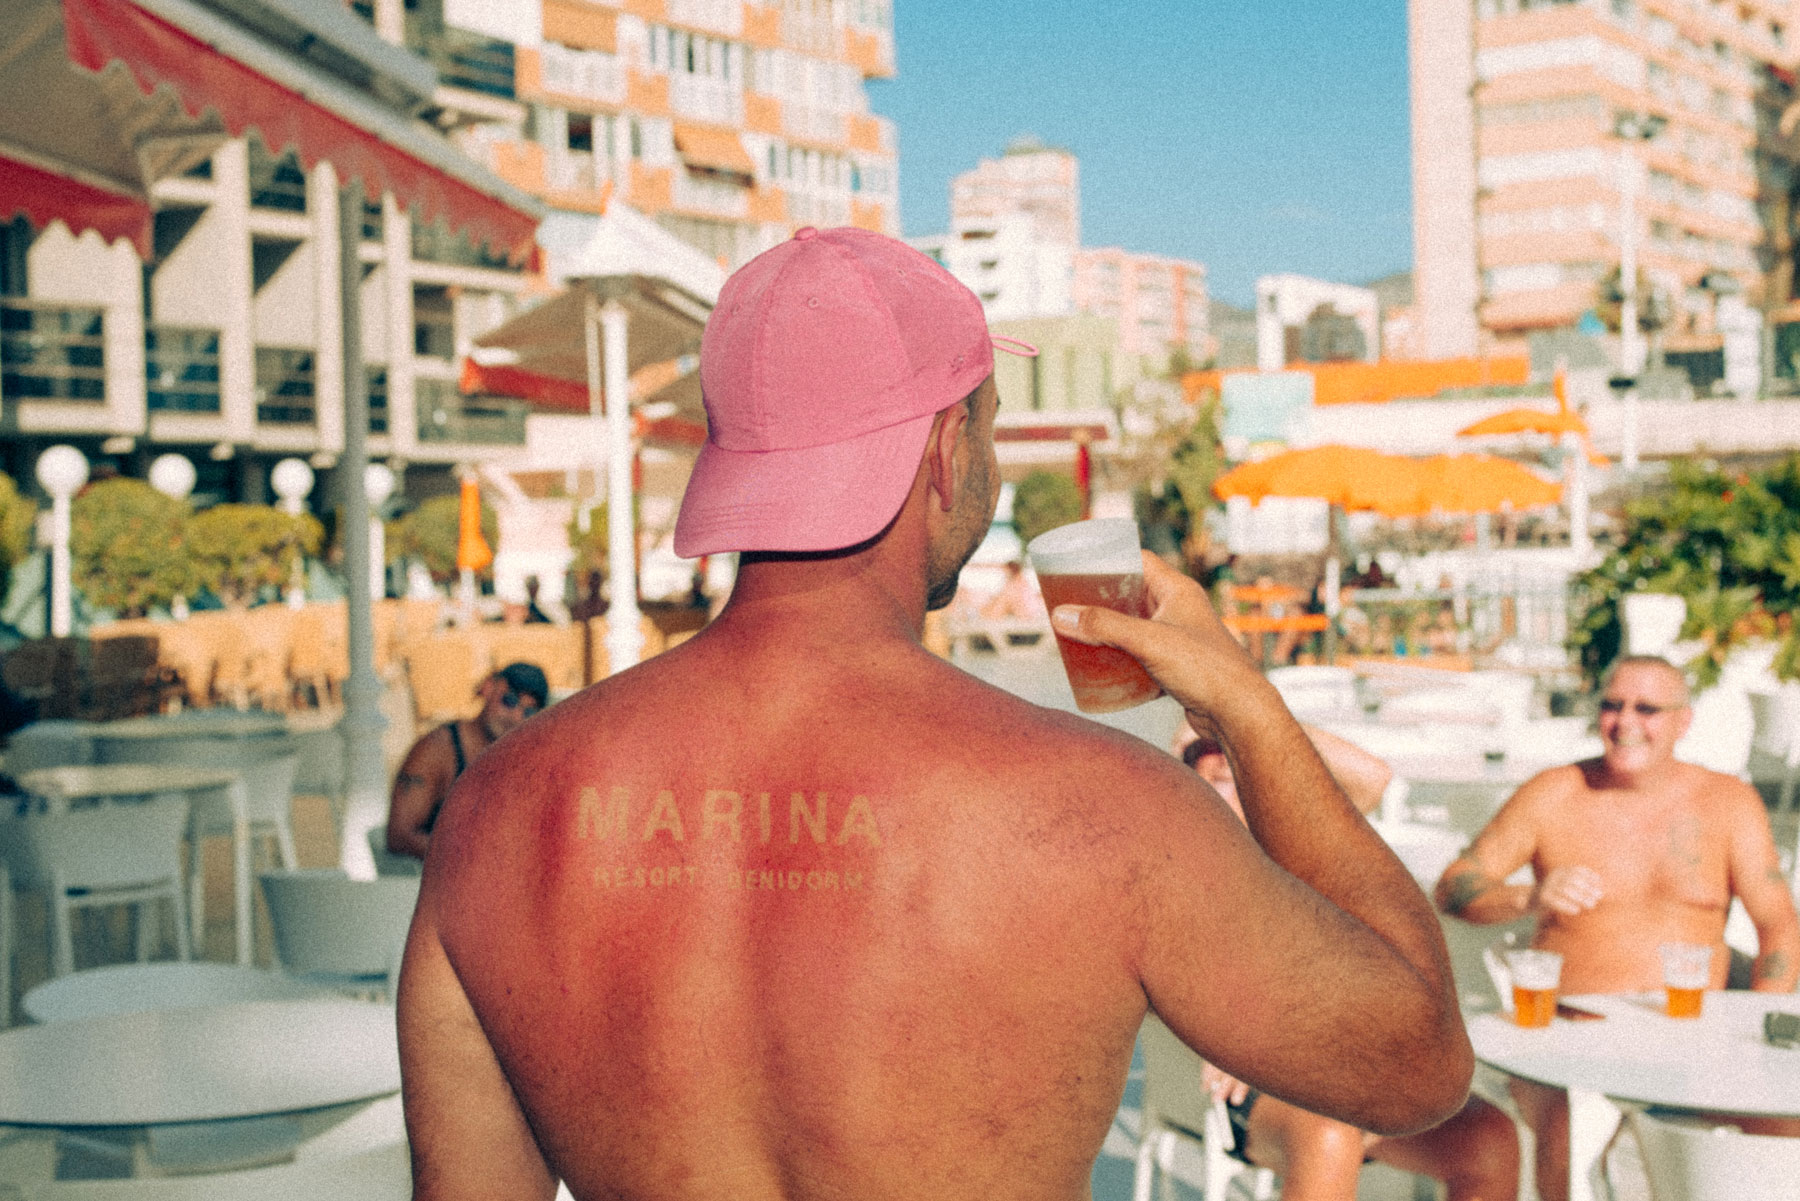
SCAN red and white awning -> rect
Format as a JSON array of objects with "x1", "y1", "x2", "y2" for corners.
[{"x1": 0, "y1": 152, "x2": 152, "y2": 253}]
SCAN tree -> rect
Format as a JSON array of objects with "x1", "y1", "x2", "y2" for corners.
[
  {"x1": 1011, "y1": 471, "x2": 1086, "y2": 548},
  {"x1": 387, "y1": 493, "x2": 497, "y2": 583},
  {"x1": 1569, "y1": 455, "x2": 1800, "y2": 689},
  {"x1": 0, "y1": 472, "x2": 37, "y2": 605},
  {"x1": 70, "y1": 477, "x2": 195, "y2": 616},
  {"x1": 188, "y1": 504, "x2": 322, "y2": 608}
]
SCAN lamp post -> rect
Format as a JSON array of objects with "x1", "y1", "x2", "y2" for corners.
[
  {"x1": 35, "y1": 445, "x2": 89, "y2": 639},
  {"x1": 150, "y1": 453, "x2": 198, "y2": 619},
  {"x1": 364, "y1": 463, "x2": 396, "y2": 602},
  {"x1": 1614, "y1": 112, "x2": 1666, "y2": 377},
  {"x1": 271, "y1": 457, "x2": 315, "y2": 609}
]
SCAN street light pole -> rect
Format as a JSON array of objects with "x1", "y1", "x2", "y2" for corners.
[{"x1": 35, "y1": 445, "x2": 88, "y2": 639}]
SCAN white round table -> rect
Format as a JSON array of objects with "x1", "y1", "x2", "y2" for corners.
[
  {"x1": 0, "y1": 998, "x2": 400, "y2": 1127},
  {"x1": 21, "y1": 962, "x2": 328, "y2": 1024},
  {"x1": 1471, "y1": 991, "x2": 1800, "y2": 1201}
]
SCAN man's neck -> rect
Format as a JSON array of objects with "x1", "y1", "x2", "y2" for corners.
[{"x1": 714, "y1": 548, "x2": 929, "y2": 645}]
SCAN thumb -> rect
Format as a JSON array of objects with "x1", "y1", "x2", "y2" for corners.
[{"x1": 1051, "y1": 602, "x2": 1151, "y2": 657}]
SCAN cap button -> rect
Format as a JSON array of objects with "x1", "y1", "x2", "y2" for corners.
[{"x1": 793, "y1": 226, "x2": 818, "y2": 241}]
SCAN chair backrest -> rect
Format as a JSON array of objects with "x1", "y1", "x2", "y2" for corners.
[
  {"x1": 260, "y1": 869, "x2": 421, "y2": 978},
  {"x1": 1, "y1": 796, "x2": 189, "y2": 892},
  {"x1": 233, "y1": 752, "x2": 300, "y2": 826},
  {"x1": 1139, "y1": 1013, "x2": 1214, "y2": 1139},
  {"x1": 1631, "y1": 1108, "x2": 1800, "y2": 1201},
  {"x1": 1749, "y1": 686, "x2": 1800, "y2": 765},
  {"x1": 366, "y1": 827, "x2": 422, "y2": 877}
]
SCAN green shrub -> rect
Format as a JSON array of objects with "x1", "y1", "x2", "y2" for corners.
[
  {"x1": 387, "y1": 493, "x2": 496, "y2": 583},
  {"x1": 1570, "y1": 455, "x2": 1800, "y2": 688},
  {"x1": 188, "y1": 504, "x2": 322, "y2": 608},
  {"x1": 0, "y1": 472, "x2": 38, "y2": 604},
  {"x1": 70, "y1": 477, "x2": 195, "y2": 616},
  {"x1": 1011, "y1": 471, "x2": 1087, "y2": 549}
]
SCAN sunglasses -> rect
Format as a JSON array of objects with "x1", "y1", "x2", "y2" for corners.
[
  {"x1": 499, "y1": 689, "x2": 540, "y2": 715},
  {"x1": 1598, "y1": 699, "x2": 1679, "y2": 717}
]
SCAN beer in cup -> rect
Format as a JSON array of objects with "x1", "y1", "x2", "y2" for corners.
[
  {"x1": 1660, "y1": 942, "x2": 1712, "y2": 1018},
  {"x1": 1026, "y1": 519, "x2": 1163, "y2": 714},
  {"x1": 1503, "y1": 948, "x2": 1562, "y2": 1028}
]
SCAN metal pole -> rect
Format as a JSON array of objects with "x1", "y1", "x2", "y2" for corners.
[
  {"x1": 601, "y1": 299, "x2": 643, "y2": 673},
  {"x1": 1619, "y1": 140, "x2": 1646, "y2": 376},
  {"x1": 49, "y1": 493, "x2": 72, "y2": 638},
  {"x1": 338, "y1": 177, "x2": 388, "y2": 880}
]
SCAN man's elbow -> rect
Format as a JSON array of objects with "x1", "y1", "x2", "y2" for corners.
[{"x1": 1363, "y1": 1025, "x2": 1476, "y2": 1136}]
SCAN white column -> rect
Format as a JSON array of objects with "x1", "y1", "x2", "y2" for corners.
[
  {"x1": 310, "y1": 163, "x2": 345, "y2": 455},
  {"x1": 213, "y1": 140, "x2": 256, "y2": 444},
  {"x1": 602, "y1": 300, "x2": 644, "y2": 672},
  {"x1": 383, "y1": 194, "x2": 417, "y2": 456}
]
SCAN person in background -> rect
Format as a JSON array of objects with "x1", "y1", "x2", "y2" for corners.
[
  {"x1": 1434, "y1": 654, "x2": 1800, "y2": 1200},
  {"x1": 1180, "y1": 730, "x2": 1520, "y2": 1201},
  {"x1": 386, "y1": 661, "x2": 548, "y2": 861}
]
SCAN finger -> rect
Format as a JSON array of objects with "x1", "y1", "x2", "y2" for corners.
[
  {"x1": 1050, "y1": 600, "x2": 1156, "y2": 655},
  {"x1": 1229, "y1": 1081, "x2": 1249, "y2": 1106}
]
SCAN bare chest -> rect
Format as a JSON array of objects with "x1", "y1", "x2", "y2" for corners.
[{"x1": 1537, "y1": 793, "x2": 1730, "y2": 910}]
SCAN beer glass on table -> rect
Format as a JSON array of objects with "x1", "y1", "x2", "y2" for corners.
[
  {"x1": 1026, "y1": 519, "x2": 1163, "y2": 714},
  {"x1": 1503, "y1": 949, "x2": 1563, "y2": 1028},
  {"x1": 1660, "y1": 942, "x2": 1712, "y2": 1018}
]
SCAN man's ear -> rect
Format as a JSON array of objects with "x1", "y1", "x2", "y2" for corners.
[{"x1": 925, "y1": 402, "x2": 970, "y2": 513}]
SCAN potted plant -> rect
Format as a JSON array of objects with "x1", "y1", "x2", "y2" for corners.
[
  {"x1": 1570, "y1": 456, "x2": 1800, "y2": 690},
  {"x1": 70, "y1": 477, "x2": 195, "y2": 617}
]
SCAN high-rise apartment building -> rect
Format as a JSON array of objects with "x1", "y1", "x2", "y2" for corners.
[
  {"x1": 432, "y1": 0, "x2": 900, "y2": 271},
  {"x1": 1411, "y1": 0, "x2": 1800, "y2": 361},
  {"x1": 918, "y1": 138, "x2": 1209, "y2": 367},
  {"x1": 1072, "y1": 248, "x2": 1211, "y2": 365}
]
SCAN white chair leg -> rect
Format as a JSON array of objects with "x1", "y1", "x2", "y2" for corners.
[
  {"x1": 49, "y1": 872, "x2": 74, "y2": 978},
  {"x1": 1, "y1": 863, "x2": 11, "y2": 1027},
  {"x1": 170, "y1": 876, "x2": 192, "y2": 962},
  {"x1": 1156, "y1": 1129, "x2": 1182, "y2": 1201},
  {"x1": 1202, "y1": 1101, "x2": 1235, "y2": 1201},
  {"x1": 275, "y1": 822, "x2": 299, "y2": 871},
  {"x1": 1131, "y1": 1123, "x2": 1160, "y2": 1201}
]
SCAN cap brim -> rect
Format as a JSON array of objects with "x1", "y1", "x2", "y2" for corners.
[{"x1": 674, "y1": 410, "x2": 937, "y2": 557}]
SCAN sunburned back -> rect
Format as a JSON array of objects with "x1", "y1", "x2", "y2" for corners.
[
  {"x1": 431, "y1": 634, "x2": 1153, "y2": 1201},
  {"x1": 1530, "y1": 762, "x2": 1736, "y2": 993}
]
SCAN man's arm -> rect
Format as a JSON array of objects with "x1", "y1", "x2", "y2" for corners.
[
  {"x1": 398, "y1": 883, "x2": 556, "y2": 1200},
  {"x1": 1433, "y1": 774, "x2": 1600, "y2": 925},
  {"x1": 1724, "y1": 782, "x2": 1800, "y2": 991},
  {"x1": 388, "y1": 733, "x2": 449, "y2": 860},
  {"x1": 1052, "y1": 555, "x2": 1472, "y2": 1136}
]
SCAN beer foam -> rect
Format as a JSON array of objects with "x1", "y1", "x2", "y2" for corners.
[{"x1": 1026, "y1": 518, "x2": 1144, "y2": 576}]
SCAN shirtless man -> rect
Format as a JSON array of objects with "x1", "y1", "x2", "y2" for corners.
[
  {"x1": 1185, "y1": 732, "x2": 1518, "y2": 1201},
  {"x1": 1433, "y1": 654, "x2": 1800, "y2": 1201},
  {"x1": 397, "y1": 227, "x2": 1473, "y2": 1201},
  {"x1": 385, "y1": 661, "x2": 547, "y2": 860}
]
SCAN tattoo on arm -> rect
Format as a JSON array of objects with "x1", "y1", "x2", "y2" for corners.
[
  {"x1": 396, "y1": 771, "x2": 429, "y2": 788},
  {"x1": 1443, "y1": 869, "x2": 1495, "y2": 916},
  {"x1": 1755, "y1": 950, "x2": 1791, "y2": 985}
]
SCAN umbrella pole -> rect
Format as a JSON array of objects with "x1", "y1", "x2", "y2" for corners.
[
  {"x1": 601, "y1": 300, "x2": 644, "y2": 673},
  {"x1": 1322, "y1": 505, "x2": 1341, "y2": 666}
]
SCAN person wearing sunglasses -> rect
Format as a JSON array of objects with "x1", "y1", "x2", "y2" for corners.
[
  {"x1": 386, "y1": 661, "x2": 548, "y2": 862},
  {"x1": 1433, "y1": 654, "x2": 1800, "y2": 1201}
]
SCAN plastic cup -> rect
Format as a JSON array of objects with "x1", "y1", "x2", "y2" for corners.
[
  {"x1": 1503, "y1": 948, "x2": 1563, "y2": 1028},
  {"x1": 1660, "y1": 943, "x2": 1712, "y2": 1018},
  {"x1": 1026, "y1": 519, "x2": 1163, "y2": 714}
]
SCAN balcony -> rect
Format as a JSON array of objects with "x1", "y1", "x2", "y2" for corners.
[
  {"x1": 411, "y1": 221, "x2": 517, "y2": 270},
  {"x1": 673, "y1": 169, "x2": 749, "y2": 219},
  {"x1": 785, "y1": 105, "x2": 847, "y2": 145},
  {"x1": 255, "y1": 347, "x2": 317, "y2": 425},
  {"x1": 669, "y1": 75, "x2": 744, "y2": 126},
  {"x1": 668, "y1": 0, "x2": 742, "y2": 37},
  {"x1": 145, "y1": 325, "x2": 221, "y2": 413},
  {"x1": 545, "y1": 151, "x2": 603, "y2": 194},
  {"x1": 416, "y1": 378, "x2": 526, "y2": 445},
  {"x1": 539, "y1": 43, "x2": 624, "y2": 105},
  {"x1": 248, "y1": 144, "x2": 307, "y2": 213},
  {"x1": 1, "y1": 299, "x2": 105, "y2": 403},
  {"x1": 417, "y1": 27, "x2": 516, "y2": 100}
]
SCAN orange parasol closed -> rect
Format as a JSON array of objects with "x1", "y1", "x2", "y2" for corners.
[
  {"x1": 1414, "y1": 454, "x2": 1563, "y2": 514},
  {"x1": 1212, "y1": 445, "x2": 1428, "y2": 517},
  {"x1": 454, "y1": 476, "x2": 493, "y2": 573}
]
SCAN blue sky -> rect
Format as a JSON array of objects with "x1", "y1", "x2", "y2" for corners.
[{"x1": 866, "y1": 2, "x2": 1413, "y2": 306}]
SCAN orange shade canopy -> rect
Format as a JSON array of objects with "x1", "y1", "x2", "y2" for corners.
[
  {"x1": 455, "y1": 476, "x2": 493, "y2": 573},
  {"x1": 1213, "y1": 445, "x2": 1428, "y2": 517},
  {"x1": 1415, "y1": 454, "x2": 1563, "y2": 514},
  {"x1": 1456, "y1": 407, "x2": 1590, "y2": 438}
]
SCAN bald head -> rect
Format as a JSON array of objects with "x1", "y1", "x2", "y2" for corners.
[{"x1": 1602, "y1": 655, "x2": 1690, "y2": 708}]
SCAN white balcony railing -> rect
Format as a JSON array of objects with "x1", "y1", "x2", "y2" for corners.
[
  {"x1": 673, "y1": 170, "x2": 749, "y2": 219},
  {"x1": 540, "y1": 43, "x2": 625, "y2": 105},
  {"x1": 670, "y1": 74, "x2": 745, "y2": 126},
  {"x1": 785, "y1": 105, "x2": 847, "y2": 144},
  {"x1": 546, "y1": 151, "x2": 605, "y2": 194},
  {"x1": 669, "y1": 0, "x2": 742, "y2": 37}
]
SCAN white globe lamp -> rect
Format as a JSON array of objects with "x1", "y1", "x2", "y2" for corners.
[{"x1": 148, "y1": 453, "x2": 197, "y2": 499}]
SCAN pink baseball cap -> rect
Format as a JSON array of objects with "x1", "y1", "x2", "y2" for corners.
[{"x1": 674, "y1": 226, "x2": 1035, "y2": 557}]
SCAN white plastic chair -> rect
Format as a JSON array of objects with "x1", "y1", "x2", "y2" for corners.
[
  {"x1": 366, "y1": 826, "x2": 423, "y2": 877},
  {"x1": 187, "y1": 752, "x2": 302, "y2": 942},
  {"x1": 1749, "y1": 686, "x2": 1800, "y2": 811},
  {"x1": 260, "y1": 869, "x2": 420, "y2": 997},
  {"x1": 2, "y1": 860, "x2": 11, "y2": 1027},
  {"x1": 1630, "y1": 1108, "x2": 1800, "y2": 1201},
  {"x1": 1133, "y1": 1014, "x2": 1274, "y2": 1201},
  {"x1": 0, "y1": 796, "x2": 191, "y2": 976}
]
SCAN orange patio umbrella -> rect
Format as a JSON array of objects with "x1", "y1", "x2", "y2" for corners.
[
  {"x1": 1212, "y1": 445, "x2": 1428, "y2": 516},
  {"x1": 1415, "y1": 454, "x2": 1563, "y2": 514},
  {"x1": 1456, "y1": 407, "x2": 1590, "y2": 438}
]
